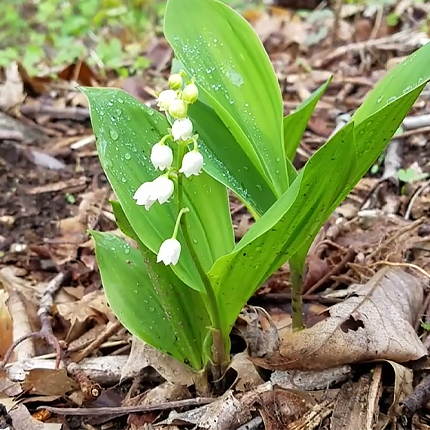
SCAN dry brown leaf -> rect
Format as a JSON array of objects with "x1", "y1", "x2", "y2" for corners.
[
  {"x1": 0, "y1": 290, "x2": 13, "y2": 359},
  {"x1": 258, "y1": 389, "x2": 308, "y2": 430},
  {"x1": 0, "y1": 62, "x2": 24, "y2": 111},
  {"x1": 253, "y1": 268, "x2": 426, "y2": 370},
  {"x1": 380, "y1": 360, "x2": 413, "y2": 429},
  {"x1": 56, "y1": 290, "x2": 113, "y2": 342},
  {"x1": 198, "y1": 391, "x2": 248, "y2": 430},
  {"x1": 8, "y1": 403, "x2": 62, "y2": 430},
  {"x1": 0, "y1": 375, "x2": 22, "y2": 397},
  {"x1": 161, "y1": 382, "x2": 274, "y2": 429},
  {"x1": 229, "y1": 352, "x2": 264, "y2": 392},
  {"x1": 134, "y1": 382, "x2": 191, "y2": 406},
  {"x1": 57, "y1": 61, "x2": 101, "y2": 86},
  {"x1": 121, "y1": 337, "x2": 197, "y2": 387},
  {"x1": 22, "y1": 369, "x2": 78, "y2": 396}
]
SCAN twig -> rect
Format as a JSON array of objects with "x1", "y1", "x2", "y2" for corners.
[
  {"x1": 0, "y1": 130, "x2": 23, "y2": 141},
  {"x1": 0, "y1": 272, "x2": 67, "y2": 371},
  {"x1": 236, "y1": 416, "x2": 263, "y2": 430},
  {"x1": 311, "y1": 29, "x2": 424, "y2": 67},
  {"x1": 6, "y1": 355, "x2": 129, "y2": 385},
  {"x1": 381, "y1": 138, "x2": 403, "y2": 182},
  {"x1": 250, "y1": 293, "x2": 342, "y2": 306},
  {"x1": 405, "y1": 180, "x2": 430, "y2": 220},
  {"x1": 39, "y1": 397, "x2": 215, "y2": 416},
  {"x1": 7, "y1": 290, "x2": 35, "y2": 361},
  {"x1": 398, "y1": 126, "x2": 430, "y2": 139},
  {"x1": 20, "y1": 104, "x2": 89, "y2": 121},
  {"x1": 414, "y1": 292, "x2": 430, "y2": 332},
  {"x1": 402, "y1": 373, "x2": 430, "y2": 414},
  {"x1": 330, "y1": 0, "x2": 343, "y2": 45},
  {"x1": 66, "y1": 361, "x2": 102, "y2": 400},
  {"x1": 366, "y1": 261, "x2": 430, "y2": 280},
  {"x1": 71, "y1": 321, "x2": 122, "y2": 363},
  {"x1": 365, "y1": 218, "x2": 425, "y2": 262},
  {"x1": 304, "y1": 249, "x2": 356, "y2": 295},
  {"x1": 402, "y1": 114, "x2": 430, "y2": 130},
  {"x1": 369, "y1": 6, "x2": 384, "y2": 40}
]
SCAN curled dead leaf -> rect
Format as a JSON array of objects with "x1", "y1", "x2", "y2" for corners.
[
  {"x1": 229, "y1": 352, "x2": 264, "y2": 392},
  {"x1": 252, "y1": 268, "x2": 427, "y2": 370},
  {"x1": 121, "y1": 337, "x2": 198, "y2": 388}
]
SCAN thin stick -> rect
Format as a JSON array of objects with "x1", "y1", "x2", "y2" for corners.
[
  {"x1": 0, "y1": 272, "x2": 67, "y2": 371},
  {"x1": 39, "y1": 397, "x2": 215, "y2": 416},
  {"x1": 72, "y1": 321, "x2": 122, "y2": 363}
]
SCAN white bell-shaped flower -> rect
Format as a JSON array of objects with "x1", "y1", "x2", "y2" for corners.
[
  {"x1": 151, "y1": 176, "x2": 174, "y2": 204},
  {"x1": 179, "y1": 150, "x2": 204, "y2": 178},
  {"x1": 157, "y1": 90, "x2": 177, "y2": 111},
  {"x1": 133, "y1": 182, "x2": 156, "y2": 210},
  {"x1": 133, "y1": 176, "x2": 174, "y2": 210},
  {"x1": 150, "y1": 142, "x2": 173, "y2": 171},
  {"x1": 171, "y1": 118, "x2": 193, "y2": 141},
  {"x1": 157, "y1": 238, "x2": 181, "y2": 265}
]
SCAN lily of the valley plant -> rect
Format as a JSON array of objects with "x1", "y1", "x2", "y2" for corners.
[{"x1": 83, "y1": 0, "x2": 430, "y2": 378}]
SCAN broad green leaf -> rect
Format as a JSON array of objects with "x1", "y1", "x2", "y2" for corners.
[
  {"x1": 82, "y1": 88, "x2": 234, "y2": 291},
  {"x1": 278, "y1": 84, "x2": 429, "y2": 274},
  {"x1": 284, "y1": 78, "x2": 331, "y2": 161},
  {"x1": 171, "y1": 58, "x2": 278, "y2": 214},
  {"x1": 210, "y1": 123, "x2": 356, "y2": 334},
  {"x1": 353, "y1": 42, "x2": 430, "y2": 124},
  {"x1": 165, "y1": 0, "x2": 288, "y2": 196},
  {"x1": 189, "y1": 101, "x2": 278, "y2": 215},
  {"x1": 286, "y1": 49, "x2": 430, "y2": 268},
  {"x1": 352, "y1": 85, "x2": 426, "y2": 187},
  {"x1": 92, "y1": 231, "x2": 211, "y2": 370}
]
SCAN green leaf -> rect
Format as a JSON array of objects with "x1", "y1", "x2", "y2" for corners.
[
  {"x1": 164, "y1": 0, "x2": 288, "y2": 196},
  {"x1": 397, "y1": 167, "x2": 428, "y2": 183},
  {"x1": 82, "y1": 87, "x2": 234, "y2": 292},
  {"x1": 210, "y1": 123, "x2": 357, "y2": 334},
  {"x1": 189, "y1": 101, "x2": 278, "y2": 215},
  {"x1": 272, "y1": 53, "x2": 430, "y2": 276},
  {"x1": 353, "y1": 42, "x2": 430, "y2": 125},
  {"x1": 284, "y1": 78, "x2": 331, "y2": 161},
  {"x1": 92, "y1": 231, "x2": 210, "y2": 370},
  {"x1": 171, "y1": 59, "x2": 279, "y2": 215},
  {"x1": 210, "y1": 45, "x2": 430, "y2": 334},
  {"x1": 352, "y1": 85, "x2": 427, "y2": 187}
]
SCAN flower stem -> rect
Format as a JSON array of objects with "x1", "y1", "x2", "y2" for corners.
[
  {"x1": 172, "y1": 207, "x2": 189, "y2": 239},
  {"x1": 176, "y1": 144, "x2": 228, "y2": 381},
  {"x1": 289, "y1": 255, "x2": 305, "y2": 331}
]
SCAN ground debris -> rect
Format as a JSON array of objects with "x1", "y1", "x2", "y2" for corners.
[{"x1": 252, "y1": 267, "x2": 427, "y2": 371}]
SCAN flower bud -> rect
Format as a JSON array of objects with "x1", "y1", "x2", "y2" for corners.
[
  {"x1": 182, "y1": 83, "x2": 199, "y2": 104},
  {"x1": 172, "y1": 118, "x2": 193, "y2": 141},
  {"x1": 168, "y1": 74, "x2": 183, "y2": 90},
  {"x1": 179, "y1": 150, "x2": 204, "y2": 178},
  {"x1": 157, "y1": 90, "x2": 177, "y2": 111},
  {"x1": 169, "y1": 99, "x2": 188, "y2": 119}
]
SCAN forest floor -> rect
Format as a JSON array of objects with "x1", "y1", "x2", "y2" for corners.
[{"x1": 1, "y1": 1, "x2": 430, "y2": 429}]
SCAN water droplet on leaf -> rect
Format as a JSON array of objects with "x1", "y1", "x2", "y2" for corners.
[{"x1": 110, "y1": 129, "x2": 119, "y2": 140}]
